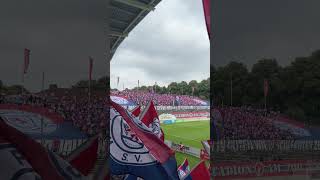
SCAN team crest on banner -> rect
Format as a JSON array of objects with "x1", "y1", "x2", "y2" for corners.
[
  {"x1": 110, "y1": 101, "x2": 179, "y2": 180},
  {"x1": 0, "y1": 110, "x2": 57, "y2": 135},
  {"x1": 150, "y1": 118, "x2": 161, "y2": 137},
  {"x1": 110, "y1": 108, "x2": 157, "y2": 166}
]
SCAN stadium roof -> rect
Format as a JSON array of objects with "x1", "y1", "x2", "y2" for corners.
[{"x1": 109, "y1": 0, "x2": 162, "y2": 60}]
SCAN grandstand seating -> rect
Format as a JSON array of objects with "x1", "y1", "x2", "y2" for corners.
[
  {"x1": 213, "y1": 107, "x2": 297, "y2": 140},
  {"x1": 111, "y1": 90, "x2": 207, "y2": 106}
]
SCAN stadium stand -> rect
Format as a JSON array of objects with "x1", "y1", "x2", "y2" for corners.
[
  {"x1": 111, "y1": 89, "x2": 208, "y2": 106},
  {"x1": 213, "y1": 107, "x2": 297, "y2": 140},
  {"x1": 1, "y1": 92, "x2": 108, "y2": 136}
]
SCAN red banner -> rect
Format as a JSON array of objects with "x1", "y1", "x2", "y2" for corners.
[
  {"x1": 24, "y1": 48, "x2": 30, "y2": 74},
  {"x1": 68, "y1": 137, "x2": 98, "y2": 176},
  {"x1": 89, "y1": 57, "x2": 93, "y2": 81},
  {"x1": 202, "y1": 0, "x2": 211, "y2": 39},
  {"x1": 264, "y1": 79, "x2": 269, "y2": 97}
]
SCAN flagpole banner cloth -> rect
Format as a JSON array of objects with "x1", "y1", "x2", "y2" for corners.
[
  {"x1": 109, "y1": 101, "x2": 179, "y2": 180},
  {"x1": 24, "y1": 48, "x2": 30, "y2": 74},
  {"x1": 202, "y1": 0, "x2": 211, "y2": 39}
]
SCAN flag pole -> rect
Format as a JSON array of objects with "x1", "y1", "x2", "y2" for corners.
[
  {"x1": 41, "y1": 71, "x2": 45, "y2": 145},
  {"x1": 264, "y1": 79, "x2": 268, "y2": 117},
  {"x1": 89, "y1": 57, "x2": 93, "y2": 105},
  {"x1": 230, "y1": 73, "x2": 233, "y2": 107},
  {"x1": 117, "y1": 76, "x2": 119, "y2": 90},
  {"x1": 89, "y1": 77, "x2": 91, "y2": 104},
  {"x1": 21, "y1": 71, "x2": 25, "y2": 96},
  {"x1": 264, "y1": 92, "x2": 267, "y2": 116}
]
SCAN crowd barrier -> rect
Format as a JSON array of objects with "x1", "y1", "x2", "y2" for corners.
[
  {"x1": 0, "y1": 104, "x2": 64, "y2": 123},
  {"x1": 212, "y1": 160, "x2": 320, "y2": 179},
  {"x1": 171, "y1": 111, "x2": 209, "y2": 118},
  {"x1": 212, "y1": 140, "x2": 320, "y2": 152}
]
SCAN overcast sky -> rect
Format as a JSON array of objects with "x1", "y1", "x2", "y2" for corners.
[
  {"x1": 0, "y1": 0, "x2": 107, "y2": 92},
  {"x1": 212, "y1": 0, "x2": 320, "y2": 68},
  {"x1": 110, "y1": 0, "x2": 210, "y2": 89}
]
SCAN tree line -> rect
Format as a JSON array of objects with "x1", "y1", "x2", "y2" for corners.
[
  {"x1": 211, "y1": 50, "x2": 320, "y2": 124},
  {"x1": 129, "y1": 78, "x2": 210, "y2": 101}
]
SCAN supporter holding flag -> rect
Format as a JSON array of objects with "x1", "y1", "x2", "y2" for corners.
[
  {"x1": 177, "y1": 158, "x2": 190, "y2": 179},
  {"x1": 110, "y1": 101, "x2": 179, "y2": 180}
]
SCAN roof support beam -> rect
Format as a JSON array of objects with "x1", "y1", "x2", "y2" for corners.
[
  {"x1": 109, "y1": 31, "x2": 128, "y2": 38},
  {"x1": 111, "y1": 18, "x2": 129, "y2": 25},
  {"x1": 114, "y1": 0, "x2": 155, "y2": 11}
]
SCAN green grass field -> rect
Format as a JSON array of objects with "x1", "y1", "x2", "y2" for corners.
[
  {"x1": 162, "y1": 120, "x2": 210, "y2": 168},
  {"x1": 162, "y1": 120, "x2": 210, "y2": 149}
]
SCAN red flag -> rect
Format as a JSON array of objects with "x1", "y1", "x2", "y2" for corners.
[
  {"x1": 202, "y1": 0, "x2": 211, "y2": 39},
  {"x1": 190, "y1": 161, "x2": 210, "y2": 180},
  {"x1": 130, "y1": 105, "x2": 141, "y2": 117},
  {"x1": 140, "y1": 101, "x2": 164, "y2": 141},
  {"x1": 264, "y1": 79, "x2": 269, "y2": 97},
  {"x1": 67, "y1": 136, "x2": 99, "y2": 176},
  {"x1": 24, "y1": 48, "x2": 30, "y2": 74},
  {"x1": 89, "y1": 57, "x2": 93, "y2": 81}
]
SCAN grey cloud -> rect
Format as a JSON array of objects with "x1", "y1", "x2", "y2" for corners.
[
  {"x1": 212, "y1": 0, "x2": 320, "y2": 68},
  {"x1": 111, "y1": 0, "x2": 210, "y2": 88},
  {"x1": 0, "y1": 0, "x2": 107, "y2": 92}
]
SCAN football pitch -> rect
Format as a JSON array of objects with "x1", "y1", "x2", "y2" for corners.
[
  {"x1": 162, "y1": 120, "x2": 210, "y2": 168},
  {"x1": 162, "y1": 120, "x2": 210, "y2": 149}
]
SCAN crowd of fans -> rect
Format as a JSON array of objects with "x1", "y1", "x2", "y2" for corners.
[
  {"x1": 111, "y1": 90, "x2": 207, "y2": 106},
  {"x1": 214, "y1": 107, "x2": 296, "y2": 140},
  {"x1": 0, "y1": 93, "x2": 107, "y2": 136},
  {"x1": 1, "y1": 89, "x2": 207, "y2": 136}
]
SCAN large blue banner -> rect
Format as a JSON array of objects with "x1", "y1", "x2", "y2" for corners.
[{"x1": 0, "y1": 110, "x2": 86, "y2": 139}]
